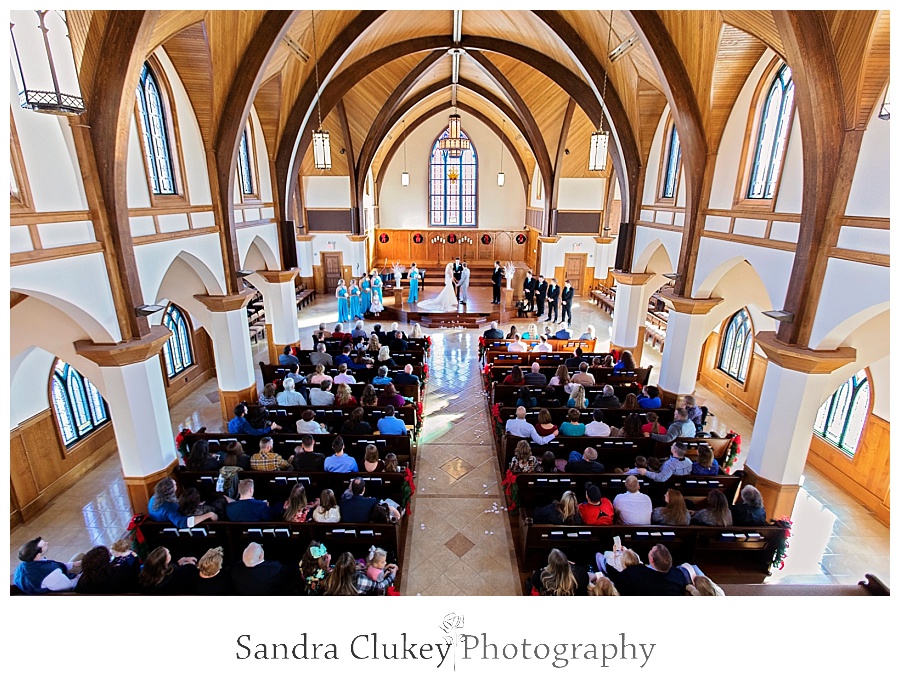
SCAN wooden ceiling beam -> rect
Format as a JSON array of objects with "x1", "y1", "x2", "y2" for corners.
[
  {"x1": 548, "y1": 97, "x2": 577, "y2": 236},
  {"x1": 336, "y1": 99, "x2": 360, "y2": 235}
]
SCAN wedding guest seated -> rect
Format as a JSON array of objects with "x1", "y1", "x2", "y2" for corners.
[
  {"x1": 534, "y1": 409, "x2": 558, "y2": 438},
  {"x1": 592, "y1": 385, "x2": 622, "y2": 409},
  {"x1": 300, "y1": 541, "x2": 333, "y2": 595},
  {"x1": 622, "y1": 393, "x2": 640, "y2": 410},
  {"x1": 377, "y1": 346, "x2": 397, "y2": 368},
  {"x1": 309, "y1": 342, "x2": 333, "y2": 367},
  {"x1": 503, "y1": 365, "x2": 526, "y2": 385},
  {"x1": 324, "y1": 436, "x2": 357, "y2": 473},
  {"x1": 483, "y1": 321, "x2": 504, "y2": 339},
  {"x1": 641, "y1": 412, "x2": 667, "y2": 437},
  {"x1": 505, "y1": 406, "x2": 558, "y2": 444},
  {"x1": 191, "y1": 546, "x2": 231, "y2": 596},
  {"x1": 138, "y1": 546, "x2": 196, "y2": 595},
  {"x1": 148, "y1": 477, "x2": 218, "y2": 528},
  {"x1": 622, "y1": 455, "x2": 649, "y2": 475},
  {"x1": 613, "y1": 476, "x2": 652, "y2": 525},
  {"x1": 361, "y1": 445, "x2": 385, "y2": 472},
  {"x1": 539, "y1": 385, "x2": 563, "y2": 407},
  {"x1": 588, "y1": 577, "x2": 619, "y2": 596},
  {"x1": 611, "y1": 413, "x2": 644, "y2": 439},
  {"x1": 523, "y1": 362, "x2": 547, "y2": 386},
  {"x1": 186, "y1": 439, "x2": 222, "y2": 471},
  {"x1": 388, "y1": 330, "x2": 409, "y2": 353},
  {"x1": 683, "y1": 394, "x2": 705, "y2": 431},
  {"x1": 296, "y1": 408, "x2": 327, "y2": 434},
  {"x1": 336, "y1": 407, "x2": 370, "y2": 435},
  {"x1": 333, "y1": 364, "x2": 357, "y2": 385},
  {"x1": 598, "y1": 544, "x2": 690, "y2": 596},
  {"x1": 373, "y1": 365, "x2": 393, "y2": 385},
  {"x1": 584, "y1": 408, "x2": 611, "y2": 437},
  {"x1": 533, "y1": 335, "x2": 553, "y2": 352},
  {"x1": 279, "y1": 346, "x2": 300, "y2": 366},
  {"x1": 508, "y1": 439, "x2": 540, "y2": 473},
  {"x1": 647, "y1": 407, "x2": 696, "y2": 441},
  {"x1": 651, "y1": 489, "x2": 691, "y2": 526},
  {"x1": 571, "y1": 362, "x2": 596, "y2": 386},
  {"x1": 226, "y1": 479, "x2": 274, "y2": 522},
  {"x1": 217, "y1": 439, "x2": 250, "y2": 470},
  {"x1": 579, "y1": 324, "x2": 597, "y2": 341},
  {"x1": 637, "y1": 385, "x2": 662, "y2": 409},
  {"x1": 309, "y1": 379, "x2": 335, "y2": 406},
  {"x1": 553, "y1": 325, "x2": 572, "y2": 340},
  {"x1": 579, "y1": 482, "x2": 613, "y2": 525},
  {"x1": 377, "y1": 405, "x2": 408, "y2": 436},
  {"x1": 259, "y1": 383, "x2": 278, "y2": 407},
  {"x1": 685, "y1": 573, "x2": 726, "y2": 596},
  {"x1": 692, "y1": 445, "x2": 720, "y2": 475},
  {"x1": 567, "y1": 383, "x2": 589, "y2": 409},
  {"x1": 333, "y1": 345, "x2": 354, "y2": 368},
  {"x1": 691, "y1": 489, "x2": 733, "y2": 526},
  {"x1": 340, "y1": 477, "x2": 379, "y2": 522},
  {"x1": 564, "y1": 446, "x2": 605, "y2": 474},
  {"x1": 232, "y1": 542, "x2": 291, "y2": 595},
  {"x1": 515, "y1": 386, "x2": 538, "y2": 409},
  {"x1": 564, "y1": 347, "x2": 586, "y2": 369},
  {"x1": 533, "y1": 490, "x2": 583, "y2": 525},
  {"x1": 308, "y1": 364, "x2": 333, "y2": 386},
  {"x1": 351, "y1": 319, "x2": 367, "y2": 340},
  {"x1": 360, "y1": 384, "x2": 379, "y2": 407},
  {"x1": 530, "y1": 548, "x2": 591, "y2": 596},
  {"x1": 391, "y1": 364, "x2": 421, "y2": 387},
  {"x1": 312, "y1": 489, "x2": 341, "y2": 523},
  {"x1": 333, "y1": 383, "x2": 358, "y2": 407},
  {"x1": 377, "y1": 383, "x2": 406, "y2": 407},
  {"x1": 178, "y1": 486, "x2": 222, "y2": 522},
  {"x1": 383, "y1": 453, "x2": 400, "y2": 473},
  {"x1": 508, "y1": 334, "x2": 528, "y2": 352},
  {"x1": 14, "y1": 537, "x2": 82, "y2": 594},
  {"x1": 640, "y1": 443, "x2": 693, "y2": 482},
  {"x1": 332, "y1": 323, "x2": 352, "y2": 345},
  {"x1": 228, "y1": 402, "x2": 280, "y2": 435},
  {"x1": 548, "y1": 365, "x2": 572, "y2": 392},
  {"x1": 283, "y1": 484, "x2": 318, "y2": 523},
  {"x1": 559, "y1": 407, "x2": 586, "y2": 436},
  {"x1": 612, "y1": 350, "x2": 636, "y2": 373},
  {"x1": 250, "y1": 436, "x2": 291, "y2": 471},
  {"x1": 540, "y1": 451, "x2": 558, "y2": 473},
  {"x1": 730, "y1": 485, "x2": 768, "y2": 526},
  {"x1": 292, "y1": 434, "x2": 326, "y2": 471},
  {"x1": 322, "y1": 552, "x2": 359, "y2": 596}
]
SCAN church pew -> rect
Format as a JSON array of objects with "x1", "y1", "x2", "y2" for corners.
[
  {"x1": 486, "y1": 365, "x2": 652, "y2": 386},
  {"x1": 258, "y1": 368, "x2": 422, "y2": 405},
  {"x1": 491, "y1": 382, "x2": 645, "y2": 407},
  {"x1": 260, "y1": 362, "x2": 426, "y2": 386},
  {"x1": 482, "y1": 338, "x2": 598, "y2": 354},
  {"x1": 246, "y1": 404, "x2": 418, "y2": 437},
  {"x1": 516, "y1": 518, "x2": 787, "y2": 583},
  {"x1": 297, "y1": 338, "x2": 430, "y2": 354},
  {"x1": 498, "y1": 406, "x2": 676, "y2": 428}
]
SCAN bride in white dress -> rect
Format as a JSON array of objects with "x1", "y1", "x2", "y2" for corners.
[{"x1": 416, "y1": 262, "x2": 459, "y2": 311}]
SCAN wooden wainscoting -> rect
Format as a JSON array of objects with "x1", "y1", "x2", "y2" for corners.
[{"x1": 698, "y1": 330, "x2": 766, "y2": 421}]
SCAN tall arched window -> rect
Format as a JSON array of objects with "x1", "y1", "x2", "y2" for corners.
[
  {"x1": 718, "y1": 309, "x2": 753, "y2": 383},
  {"x1": 814, "y1": 370, "x2": 870, "y2": 456},
  {"x1": 162, "y1": 303, "x2": 194, "y2": 378},
  {"x1": 747, "y1": 64, "x2": 795, "y2": 200},
  {"x1": 661, "y1": 123, "x2": 681, "y2": 200},
  {"x1": 136, "y1": 62, "x2": 177, "y2": 195},
  {"x1": 238, "y1": 127, "x2": 255, "y2": 196},
  {"x1": 51, "y1": 359, "x2": 109, "y2": 448},
  {"x1": 429, "y1": 129, "x2": 477, "y2": 226}
]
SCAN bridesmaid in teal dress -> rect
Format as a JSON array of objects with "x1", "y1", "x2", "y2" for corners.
[
  {"x1": 360, "y1": 274, "x2": 372, "y2": 315},
  {"x1": 371, "y1": 271, "x2": 383, "y2": 304},
  {"x1": 407, "y1": 263, "x2": 420, "y2": 303},
  {"x1": 349, "y1": 279, "x2": 361, "y2": 319},
  {"x1": 336, "y1": 280, "x2": 350, "y2": 323}
]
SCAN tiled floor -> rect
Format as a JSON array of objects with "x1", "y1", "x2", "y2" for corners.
[{"x1": 10, "y1": 293, "x2": 890, "y2": 590}]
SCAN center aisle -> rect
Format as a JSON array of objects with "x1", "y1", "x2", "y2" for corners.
[{"x1": 400, "y1": 330, "x2": 520, "y2": 596}]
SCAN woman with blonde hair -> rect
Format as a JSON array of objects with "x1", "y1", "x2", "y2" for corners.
[
  {"x1": 322, "y1": 552, "x2": 358, "y2": 596},
  {"x1": 622, "y1": 393, "x2": 640, "y2": 410},
  {"x1": 531, "y1": 548, "x2": 590, "y2": 596},
  {"x1": 567, "y1": 383, "x2": 588, "y2": 409},
  {"x1": 193, "y1": 546, "x2": 230, "y2": 595},
  {"x1": 508, "y1": 440, "x2": 540, "y2": 473},
  {"x1": 588, "y1": 576, "x2": 619, "y2": 596},
  {"x1": 652, "y1": 489, "x2": 691, "y2": 526},
  {"x1": 383, "y1": 452, "x2": 399, "y2": 473},
  {"x1": 522, "y1": 322, "x2": 539, "y2": 341},
  {"x1": 533, "y1": 490, "x2": 583, "y2": 525},
  {"x1": 411, "y1": 322, "x2": 424, "y2": 339},
  {"x1": 333, "y1": 383, "x2": 357, "y2": 407},
  {"x1": 308, "y1": 364, "x2": 332, "y2": 386}
]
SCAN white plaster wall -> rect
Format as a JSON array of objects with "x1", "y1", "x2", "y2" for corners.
[
  {"x1": 558, "y1": 178, "x2": 605, "y2": 210},
  {"x1": 642, "y1": 107, "x2": 669, "y2": 206},
  {"x1": 296, "y1": 240, "x2": 315, "y2": 278},
  {"x1": 540, "y1": 236, "x2": 598, "y2": 274},
  {"x1": 773, "y1": 118, "x2": 803, "y2": 214},
  {"x1": 10, "y1": 65, "x2": 88, "y2": 212},
  {"x1": 378, "y1": 110, "x2": 526, "y2": 229},
  {"x1": 529, "y1": 165, "x2": 544, "y2": 208},
  {"x1": 845, "y1": 105, "x2": 890, "y2": 218},
  {"x1": 135, "y1": 233, "x2": 227, "y2": 305},
  {"x1": 308, "y1": 234, "x2": 368, "y2": 277},
  {"x1": 249, "y1": 107, "x2": 274, "y2": 204},
  {"x1": 867, "y1": 355, "x2": 889, "y2": 421},
  {"x1": 237, "y1": 223, "x2": 280, "y2": 270},
  {"x1": 632, "y1": 225, "x2": 681, "y2": 274},
  {"x1": 126, "y1": 116, "x2": 153, "y2": 208},
  {"x1": 304, "y1": 176, "x2": 351, "y2": 208},
  {"x1": 807, "y1": 258, "x2": 889, "y2": 350},
  {"x1": 9, "y1": 347, "x2": 55, "y2": 426}
]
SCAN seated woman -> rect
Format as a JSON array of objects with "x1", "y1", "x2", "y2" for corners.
[
  {"x1": 308, "y1": 364, "x2": 333, "y2": 386},
  {"x1": 148, "y1": 478, "x2": 217, "y2": 528},
  {"x1": 383, "y1": 453, "x2": 400, "y2": 473},
  {"x1": 508, "y1": 440, "x2": 540, "y2": 473},
  {"x1": 559, "y1": 407, "x2": 586, "y2": 437},
  {"x1": 588, "y1": 577, "x2": 619, "y2": 596},
  {"x1": 530, "y1": 548, "x2": 591, "y2": 596},
  {"x1": 641, "y1": 412, "x2": 667, "y2": 437},
  {"x1": 730, "y1": 485, "x2": 767, "y2": 526},
  {"x1": 377, "y1": 346, "x2": 397, "y2": 369},
  {"x1": 340, "y1": 406, "x2": 372, "y2": 435},
  {"x1": 612, "y1": 350, "x2": 636, "y2": 373},
  {"x1": 540, "y1": 451, "x2": 558, "y2": 473},
  {"x1": 217, "y1": 439, "x2": 250, "y2": 470},
  {"x1": 178, "y1": 486, "x2": 224, "y2": 521},
  {"x1": 192, "y1": 546, "x2": 231, "y2": 595},
  {"x1": 612, "y1": 412, "x2": 643, "y2": 439},
  {"x1": 534, "y1": 409, "x2": 558, "y2": 437},
  {"x1": 533, "y1": 490, "x2": 583, "y2": 525},
  {"x1": 548, "y1": 365, "x2": 572, "y2": 393},
  {"x1": 75, "y1": 545, "x2": 139, "y2": 594},
  {"x1": 321, "y1": 552, "x2": 358, "y2": 596},
  {"x1": 185, "y1": 439, "x2": 221, "y2": 471},
  {"x1": 651, "y1": 488, "x2": 691, "y2": 526},
  {"x1": 259, "y1": 383, "x2": 278, "y2": 407},
  {"x1": 506, "y1": 325, "x2": 519, "y2": 339},
  {"x1": 522, "y1": 323, "x2": 539, "y2": 341},
  {"x1": 578, "y1": 324, "x2": 597, "y2": 341},
  {"x1": 692, "y1": 445, "x2": 720, "y2": 475},
  {"x1": 362, "y1": 444, "x2": 384, "y2": 473},
  {"x1": 300, "y1": 540, "x2": 333, "y2": 595},
  {"x1": 621, "y1": 393, "x2": 640, "y2": 410},
  {"x1": 333, "y1": 383, "x2": 358, "y2": 407},
  {"x1": 690, "y1": 489, "x2": 733, "y2": 526},
  {"x1": 539, "y1": 385, "x2": 563, "y2": 407},
  {"x1": 359, "y1": 383, "x2": 379, "y2": 408},
  {"x1": 312, "y1": 489, "x2": 341, "y2": 523},
  {"x1": 283, "y1": 484, "x2": 318, "y2": 523},
  {"x1": 276, "y1": 377, "x2": 306, "y2": 406},
  {"x1": 377, "y1": 383, "x2": 406, "y2": 407},
  {"x1": 138, "y1": 546, "x2": 197, "y2": 595},
  {"x1": 515, "y1": 385, "x2": 537, "y2": 409},
  {"x1": 567, "y1": 383, "x2": 589, "y2": 408},
  {"x1": 503, "y1": 365, "x2": 526, "y2": 385},
  {"x1": 372, "y1": 365, "x2": 393, "y2": 385},
  {"x1": 295, "y1": 408, "x2": 327, "y2": 434}
]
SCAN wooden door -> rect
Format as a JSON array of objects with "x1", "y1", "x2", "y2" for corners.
[
  {"x1": 564, "y1": 253, "x2": 587, "y2": 294},
  {"x1": 322, "y1": 252, "x2": 343, "y2": 291}
]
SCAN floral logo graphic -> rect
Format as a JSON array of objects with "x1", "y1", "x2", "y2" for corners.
[
  {"x1": 515, "y1": 233, "x2": 527, "y2": 244},
  {"x1": 439, "y1": 612, "x2": 465, "y2": 671},
  {"x1": 378, "y1": 233, "x2": 390, "y2": 243}
]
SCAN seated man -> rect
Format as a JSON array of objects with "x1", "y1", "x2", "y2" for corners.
[
  {"x1": 309, "y1": 379, "x2": 335, "y2": 406},
  {"x1": 637, "y1": 385, "x2": 662, "y2": 409},
  {"x1": 578, "y1": 482, "x2": 613, "y2": 525},
  {"x1": 309, "y1": 343, "x2": 333, "y2": 368},
  {"x1": 333, "y1": 363, "x2": 357, "y2": 385},
  {"x1": 275, "y1": 377, "x2": 306, "y2": 406},
  {"x1": 225, "y1": 479, "x2": 274, "y2": 522},
  {"x1": 228, "y1": 403, "x2": 281, "y2": 435},
  {"x1": 351, "y1": 319, "x2": 367, "y2": 341},
  {"x1": 647, "y1": 407, "x2": 696, "y2": 441},
  {"x1": 340, "y1": 477, "x2": 379, "y2": 523},
  {"x1": 250, "y1": 436, "x2": 292, "y2": 471},
  {"x1": 292, "y1": 435, "x2": 326, "y2": 471},
  {"x1": 571, "y1": 362, "x2": 596, "y2": 386},
  {"x1": 600, "y1": 544, "x2": 690, "y2": 596},
  {"x1": 324, "y1": 436, "x2": 357, "y2": 473},
  {"x1": 564, "y1": 347, "x2": 585, "y2": 369},
  {"x1": 372, "y1": 365, "x2": 393, "y2": 385},
  {"x1": 278, "y1": 346, "x2": 300, "y2": 366},
  {"x1": 376, "y1": 404, "x2": 408, "y2": 436},
  {"x1": 391, "y1": 363, "x2": 421, "y2": 387},
  {"x1": 592, "y1": 385, "x2": 622, "y2": 409},
  {"x1": 638, "y1": 442, "x2": 693, "y2": 482},
  {"x1": 285, "y1": 363, "x2": 305, "y2": 388},
  {"x1": 507, "y1": 334, "x2": 528, "y2": 352},
  {"x1": 483, "y1": 321, "x2": 504, "y2": 339},
  {"x1": 311, "y1": 323, "x2": 328, "y2": 348},
  {"x1": 13, "y1": 537, "x2": 81, "y2": 594},
  {"x1": 333, "y1": 345, "x2": 354, "y2": 368},
  {"x1": 523, "y1": 362, "x2": 547, "y2": 386},
  {"x1": 231, "y1": 542, "x2": 290, "y2": 595},
  {"x1": 532, "y1": 335, "x2": 553, "y2": 353},
  {"x1": 505, "y1": 406, "x2": 557, "y2": 444},
  {"x1": 584, "y1": 408, "x2": 611, "y2": 437},
  {"x1": 613, "y1": 476, "x2": 652, "y2": 525},
  {"x1": 295, "y1": 408, "x2": 327, "y2": 434},
  {"x1": 564, "y1": 446, "x2": 606, "y2": 474}
]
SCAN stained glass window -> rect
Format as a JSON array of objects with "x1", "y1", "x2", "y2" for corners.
[
  {"x1": 430, "y1": 129, "x2": 477, "y2": 226},
  {"x1": 748, "y1": 64, "x2": 794, "y2": 200},
  {"x1": 718, "y1": 309, "x2": 753, "y2": 383},
  {"x1": 662, "y1": 124, "x2": 681, "y2": 199},
  {"x1": 51, "y1": 359, "x2": 109, "y2": 448},
  {"x1": 238, "y1": 127, "x2": 255, "y2": 195},
  {"x1": 136, "y1": 62, "x2": 176, "y2": 195},
  {"x1": 162, "y1": 303, "x2": 194, "y2": 378},
  {"x1": 814, "y1": 370, "x2": 869, "y2": 456}
]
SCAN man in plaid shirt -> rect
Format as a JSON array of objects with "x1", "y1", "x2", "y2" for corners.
[{"x1": 250, "y1": 437, "x2": 291, "y2": 471}]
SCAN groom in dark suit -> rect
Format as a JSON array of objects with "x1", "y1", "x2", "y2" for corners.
[
  {"x1": 546, "y1": 278, "x2": 560, "y2": 323},
  {"x1": 491, "y1": 261, "x2": 502, "y2": 304},
  {"x1": 535, "y1": 275, "x2": 548, "y2": 317},
  {"x1": 452, "y1": 258, "x2": 464, "y2": 302},
  {"x1": 523, "y1": 272, "x2": 537, "y2": 312}
]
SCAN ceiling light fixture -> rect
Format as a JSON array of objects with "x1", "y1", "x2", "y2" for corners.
[
  {"x1": 878, "y1": 84, "x2": 890, "y2": 120},
  {"x1": 762, "y1": 310, "x2": 795, "y2": 323},
  {"x1": 452, "y1": 10, "x2": 463, "y2": 44},
  {"x1": 310, "y1": 10, "x2": 331, "y2": 170},
  {"x1": 438, "y1": 111, "x2": 470, "y2": 158},
  {"x1": 608, "y1": 33, "x2": 640, "y2": 63},
  {"x1": 589, "y1": 10, "x2": 614, "y2": 172},
  {"x1": 401, "y1": 118, "x2": 410, "y2": 186},
  {"x1": 497, "y1": 118, "x2": 506, "y2": 187}
]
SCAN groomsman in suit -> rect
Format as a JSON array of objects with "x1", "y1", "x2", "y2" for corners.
[
  {"x1": 546, "y1": 278, "x2": 560, "y2": 323},
  {"x1": 523, "y1": 272, "x2": 537, "y2": 312},
  {"x1": 491, "y1": 261, "x2": 502, "y2": 304},
  {"x1": 535, "y1": 275, "x2": 548, "y2": 318},
  {"x1": 452, "y1": 258, "x2": 464, "y2": 302},
  {"x1": 560, "y1": 279, "x2": 575, "y2": 327}
]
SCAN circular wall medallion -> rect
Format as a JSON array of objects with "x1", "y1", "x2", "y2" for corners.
[
  {"x1": 515, "y1": 233, "x2": 527, "y2": 244},
  {"x1": 447, "y1": 233, "x2": 458, "y2": 244},
  {"x1": 413, "y1": 232, "x2": 424, "y2": 244},
  {"x1": 378, "y1": 232, "x2": 390, "y2": 243},
  {"x1": 481, "y1": 234, "x2": 492, "y2": 245}
]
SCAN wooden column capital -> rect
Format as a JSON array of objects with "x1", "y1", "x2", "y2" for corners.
[
  {"x1": 611, "y1": 270, "x2": 655, "y2": 286},
  {"x1": 594, "y1": 236, "x2": 615, "y2": 245},
  {"x1": 74, "y1": 325, "x2": 172, "y2": 367},
  {"x1": 194, "y1": 290, "x2": 255, "y2": 312},
  {"x1": 658, "y1": 287, "x2": 722, "y2": 314},
  {"x1": 256, "y1": 269, "x2": 300, "y2": 284},
  {"x1": 755, "y1": 331, "x2": 856, "y2": 374}
]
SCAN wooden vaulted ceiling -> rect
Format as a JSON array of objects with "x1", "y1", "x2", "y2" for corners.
[{"x1": 66, "y1": 9, "x2": 891, "y2": 201}]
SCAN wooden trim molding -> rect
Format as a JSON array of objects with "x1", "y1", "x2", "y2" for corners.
[
  {"x1": 755, "y1": 331, "x2": 855, "y2": 374},
  {"x1": 123, "y1": 458, "x2": 179, "y2": 515},
  {"x1": 594, "y1": 237, "x2": 615, "y2": 245},
  {"x1": 537, "y1": 236, "x2": 561, "y2": 244},
  {"x1": 74, "y1": 325, "x2": 172, "y2": 366},
  {"x1": 346, "y1": 235, "x2": 368, "y2": 243},
  {"x1": 741, "y1": 465, "x2": 801, "y2": 521},
  {"x1": 611, "y1": 270, "x2": 656, "y2": 286},
  {"x1": 194, "y1": 290, "x2": 255, "y2": 312},
  {"x1": 10, "y1": 242, "x2": 104, "y2": 266},
  {"x1": 827, "y1": 248, "x2": 890, "y2": 268},
  {"x1": 257, "y1": 268, "x2": 300, "y2": 283},
  {"x1": 658, "y1": 288, "x2": 722, "y2": 314},
  {"x1": 219, "y1": 384, "x2": 259, "y2": 422},
  {"x1": 10, "y1": 209, "x2": 93, "y2": 226}
]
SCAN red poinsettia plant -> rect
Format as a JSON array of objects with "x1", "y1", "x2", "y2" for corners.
[
  {"x1": 723, "y1": 432, "x2": 742, "y2": 473},
  {"x1": 771, "y1": 516, "x2": 793, "y2": 570},
  {"x1": 502, "y1": 469, "x2": 520, "y2": 511}
]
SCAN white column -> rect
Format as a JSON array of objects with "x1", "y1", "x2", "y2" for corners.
[
  {"x1": 205, "y1": 309, "x2": 256, "y2": 391},
  {"x1": 592, "y1": 237, "x2": 616, "y2": 281},
  {"x1": 657, "y1": 310, "x2": 709, "y2": 394},
  {"x1": 250, "y1": 270, "x2": 301, "y2": 348},
  {"x1": 297, "y1": 238, "x2": 315, "y2": 279},
  {"x1": 610, "y1": 276, "x2": 653, "y2": 349}
]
